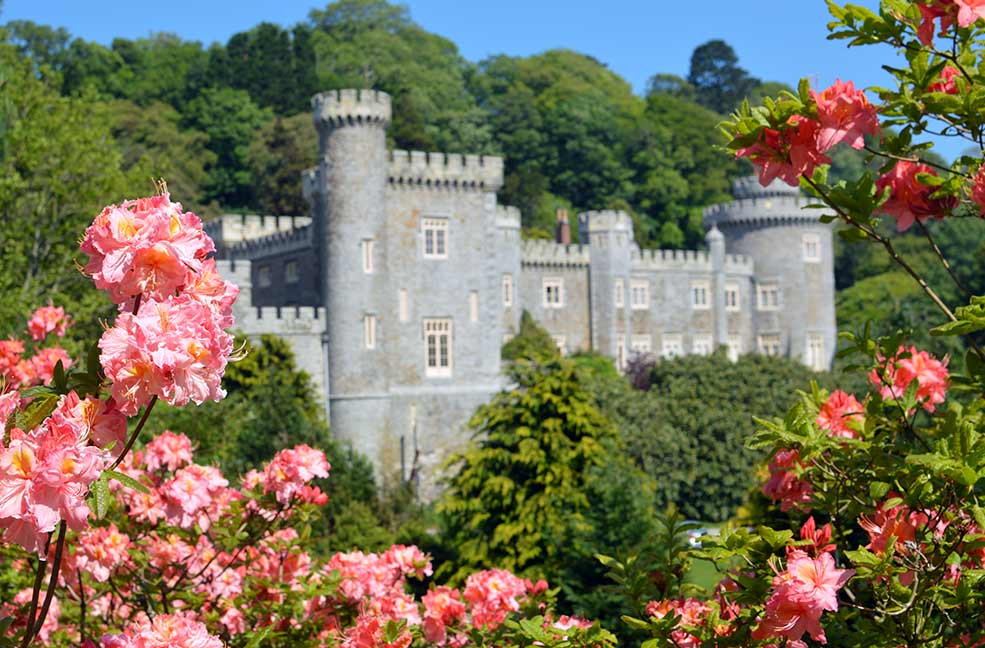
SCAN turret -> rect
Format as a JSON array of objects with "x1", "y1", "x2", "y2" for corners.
[
  {"x1": 579, "y1": 210, "x2": 634, "y2": 361},
  {"x1": 706, "y1": 225, "x2": 727, "y2": 348},
  {"x1": 313, "y1": 89, "x2": 392, "y2": 461},
  {"x1": 703, "y1": 177, "x2": 836, "y2": 370}
]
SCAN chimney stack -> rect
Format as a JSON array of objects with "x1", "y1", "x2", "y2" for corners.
[{"x1": 555, "y1": 209, "x2": 571, "y2": 245}]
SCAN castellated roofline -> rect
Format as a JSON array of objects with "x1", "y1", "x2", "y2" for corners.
[
  {"x1": 732, "y1": 176, "x2": 802, "y2": 200},
  {"x1": 387, "y1": 150, "x2": 504, "y2": 191},
  {"x1": 204, "y1": 213, "x2": 311, "y2": 247},
  {"x1": 312, "y1": 89, "x2": 392, "y2": 128},
  {"x1": 228, "y1": 224, "x2": 313, "y2": 259},
  {"x1": 578, "y1": 210, "x2": 633, "y2": 233},
  {"x1": 631, "y1": 248, "x2": 710, "y2": 270},
  {"x1": 702, "y1": 195, "x2": 833, "y2": 229},
  {"x1": 496, "y1": 205, "x2": 521, "y2": 230},
  {"x1": 520, "y1": 239, "x2": 590, "y2": 267},
  {"x1": 724, "y1": 254, "x2": 755, "y2": 275},
  {"x1": 251, "y1": 305, "x2": 324, "y2": 322}
]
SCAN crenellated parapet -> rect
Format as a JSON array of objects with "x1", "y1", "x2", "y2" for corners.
[
  {"x1": 205, "y1": 214, "x2": 311, "y2": 250},
  {"x1": 724, "y1": 254, "x2": 755, "y2": 275},
  {"x1": 631, "y1": 248, "x2": 711, "y2": 271},
  {"x1": 704, "y1": 177, "x2": 832, "y2": 229},
  {"x1": 578, "y1": 210, "x2": 633, "y2": 234},
  {"x1": 520, "y1": 240, "x2": 590, "y2": 267},
  {"x1": 387, "y1": 150, "x2": 504, "y2": 191},
  {"x1": 228, "y1": 224, "x2": 313, "y2": 260},
  {"x1": 496, "y1": 205, "x2": 521, "y2": 230},
  {"x1": 312, "y1": 89, "x2": 391, "y2": 129}
]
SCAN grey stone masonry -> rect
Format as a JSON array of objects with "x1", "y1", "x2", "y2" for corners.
[{"x1": 208, "y1": 89, "x2": 837, "y2": 496}]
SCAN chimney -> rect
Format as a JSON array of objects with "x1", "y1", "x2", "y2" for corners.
[{"x1": 555, "y1": 209, "x2": 571, "y2": 245}]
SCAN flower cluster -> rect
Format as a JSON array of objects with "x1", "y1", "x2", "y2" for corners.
[
  {"x1": 875, "y1": 161, "x2": 958, "y2": 232},
  {"x1": 918, "y1": 0, "x2": 985, "y2": 45},
  {"x1": 762, "y1": 449, "x2": 813, "y2": 512},
  {"x1": 101, "y1": 613, "x2": 223, "y2": 648},
  {"x1": 869, "y1": 345, "x2": 950, "y2": 412},
  {"x1": 815, "y1": 390, "x2": 863, "y2": 439},
  {"x1": 27, "y1": 304, "x2": 71, "y2": 342}
]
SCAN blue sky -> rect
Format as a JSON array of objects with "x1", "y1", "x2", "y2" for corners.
[{"x1": 2, "y1": 0, "x2": 966, "y2": 159}]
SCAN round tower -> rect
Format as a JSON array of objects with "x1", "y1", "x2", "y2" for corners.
[
  {"x1": 312, "y1": 89, "x2": 392, "y2": 462},
  {"x1": 703, "y1": 177, "x2": 836, "y2": 370}
]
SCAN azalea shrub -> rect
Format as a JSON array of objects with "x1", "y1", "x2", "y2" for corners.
[
  {"x1": 0, "y1": 193, "x2": 614, "y2": 647},
  {"x1": 611, "y1": 1, "x2": 985, "y2": 646}
]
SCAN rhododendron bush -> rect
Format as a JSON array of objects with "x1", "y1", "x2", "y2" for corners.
[
  {"x1": 610, "y1": 1, "x2": 985, "y2": 646},
  {"x1": 0, "y1": 193, "x2": 614, "y2": 647}
]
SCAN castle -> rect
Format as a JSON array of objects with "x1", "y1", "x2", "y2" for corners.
[{"x1": 208, "y1": 89, "x2": 837, "y2": 496}]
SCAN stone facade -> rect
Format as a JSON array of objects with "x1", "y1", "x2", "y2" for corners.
[{"x1": 207, "y1": 89, "x2": 837, "y2": 497}]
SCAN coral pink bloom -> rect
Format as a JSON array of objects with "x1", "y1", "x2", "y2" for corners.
[
  {"x1": 48, "y1": 391, "x2": 126, "y2": 452},
  {"x1": 74, "y1": 524, "x2": 130, "y2": 582},
  {"x1": 970, "y1": 163, "x2": 985, "y2": 215},
  {"x1": 424, "y1": 586, "x2": 467, "y2": 627},
  {"x1": 185, "y1": 258, "x2": 239, "y2": 329},
  {"x1": 28, "y1": 346, "x2": 72, "y2": 386},
  {"x1": 859, "y1": 499, "x2": 928, "y2": 556},
  {"x1": 27, "y1": 304, "x2": 71, "y2": 341},
  {"x1": 645, "y1": 598, "x2": 709, "y2": 647},
  {"x1": 816, "y1": 390, "x2": 864, "y2": 439},
  {"x1": 263, "y1": 444, "x2": 330, "y2": 505},
  {"x1": 736, "y1": 116, "x2": 831, "y2": 187},
  {"x1": 386, "y1": 544, "x2": 434, "y2": 579},
  {"x1": 144, "y1": 430, "x2": 194, "y2": 473},
  {"x1": 104, "y1": 612, "x2": 223, "y2": 648},
  {"x1": 797, "y1": 517, "x2": 836, "y2": 557},
  {"x1": 812, "y1": 79, "x2": 881, "y2": 151},
  {"x1": 0, "y1": 391, "x2": 19, "y2": 430},
  {"x1": 463, "y1": 568, "x2": 528, "y2": 628},
  {"x1": 956, "y1": 0, "x2": 985, "y2": 26},
  {"x1": 876, "y1": 161, "x2": 958, "y2": 231},
  {"x1": 929, "y1": 65, "x2": 961, "y2": 94},
  {"x1": 752, "y1": 551, "x2": 853, "y2": 646},
  {"x1": 869, "y1": 345, "x2": 949, "y2": 412},
  {"x1": 918, "y1": 1, "x2": 957, "y2": 45},
  {"x1": 762, "y1": 449, "x2": 812, "y2": 512},
  {"x1": 0, "y1": 339, "x2": 24, "y2": 383},
  {"x1": 342, "y1": 614, "x2": 412, "y2": 648}
]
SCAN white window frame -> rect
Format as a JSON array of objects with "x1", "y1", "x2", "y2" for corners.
[
  {"x1": 661, "y1": 334, "x2": 683, "y2": 360},
  {"x1": 803, "y1": 233, "x2": 821, "y2": 263},
  {"x1": 398, "y1": 289, "x2": 409, "y2": 323},
  {"x1": 424, "y1": 318, "x2": 452, "y2": 377},
  {"x1": 422, "y1": 218, "x2": 449, "y2": 259},
  {"x1": 502, "y1": 274, "x2": 514, "y2": 308},
  {"x1": 630, "y1": 279, "x2": 650, "y2": 310},
  {"x1": 362, "y1": 239, "x2": 374, "y2": 273},
  {"x1": 727, "y1": 335, "x2": 742, "y2": 362},
  {"x1": 552, "y1": 335, "x2": 567, "y2": 355},
  {"x1": 630, "y1": 334, "x2": 652, "y2": 355},
  {"x1": 257, "y1": 264, "x2": 271, "y2": 288},
  {"x1": 724, "y1": 282, "x2": 740, "y2": 312},
  {"x1": 692, "y1": 334, "x2": 714, "y2": 356},
  {"x1": 758, "y1": 334, "x2": 782, "y2": 357},
  {"x1": 691, "y1": 280, "x2": 711, "y2": 310},
  {"x1": 469, "y1": 291, "x2": 479, "y2": 323},
  {"x1": 543, "y1": 277, "x2": 564, "y2": 309},
  {"x1": 285, "y1": 260, "x2": 299, "y2": 284},
  {"x1": 806, "y1": 333, "x2": 826, "y2": 371},
  {"x1": 757, "y1": 283, "x2": 781, "y2": 311},
  {"x1": 364, "y1": 314, "x2": 377, "y2": 350},
  {"x1": 614, "y1": 278, "x2": 625, "y2": 308}
]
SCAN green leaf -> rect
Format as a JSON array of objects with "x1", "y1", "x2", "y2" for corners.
[
  {"x1": 869, "y1": 481, "x2": 891, "y2": 500},
  {"x1": 104, "y1": 469, "x2": 149, "y2": 494},
  {"x1": 92, "y1": 474, "x2": 110, "y2": 519},
  {"x1": 13, "y1": 392, "x2": 59, "y2": 433},
  {"x1": 757, "y1": 525, "x2": 794, "y2": 550}
]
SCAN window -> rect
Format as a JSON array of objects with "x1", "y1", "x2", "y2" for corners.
[
  {"x1": 503, "y1": 332, "x2": 515, "y2": 344},
  {"x1": 617, "y1": 334, "x2": 626, "y2": 370},
  {"x1": 725, "y1": 283, "x2": 740, "y2": 312},
  {"x1": 630, "y1": 279, "x2": 650, "y2": 310},
  {"x1": 758, "y1": 334, "x2": 782, "y2": 357},
  {"x1": 757, "y1": 283, "x2": 781, "y2": 310},
  {"x1": 803, "y1": 233, "x2": 821, "y2": 262},
  {"x1": 614, "y1": 278, "x2": 625, "y2": 308},
  {"x1": 692, "y1": 335, "x2": 714, "y2": 356},
  {"x1": 543, "y1": 277, "x2": 564, "y2": 308},
  {"x1": 469, "y1": 291, "x2": 479, "y2": 323},
  {"x1": 661, "y1": 334, "x2": 683, "y2": 359},
  {"x1": 423, "y1": 218, "x2": 448, "y2": 259},
  {"x1": 285, "y1": 260, "x2": 299, "y2": 284},
  {"x1": 727, "y1": 335, "x2": 742, "y2": 362},
  {"x1": 502, "y1": 274, "x2": 514, "y2": 307},
  {"x1": 630, "y1": 335, "x2": 652, "y2": 354},
  {"x1": 806, "y1": 333, "x2": 826, "y2": 371},
  {"x1": 364, "y1": 314, "x2": 377, "y2": 349},
  {"x1": 691, "y1": 280, "x2": 710, "y2": 310},
  {"x1": 552, "y1": 335, "x2": 567, "y2": 355},
  {"x1": 362, "y1": 239, "x2": 374, "y2": 273},
  {"x1": 399, "y1": 289, "x2": 409, "y2": 322},
  {"x1": 424, "y1": 319, "x2": 452, "y2": 377},
  {"x1": 257, "y1": 265, "x2": 271, "y2": 288}
]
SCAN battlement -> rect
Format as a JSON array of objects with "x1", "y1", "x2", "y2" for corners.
[
  {"x1": 237, "y1": 305, "x2": 327, "y2": 337},
  {"x1": 312, "y1": 89, "x2": 392, "y2": 129},
  {"x1": 387, "y1": 150, "x2": 504, "y2": 191},
  {"x1": 703, "y1": 195, "x2": 830, "y2": 228},
  {"x1": 732, "y1": 176, "x2": 802, "y2": 200},
  {"x1": 205, "y1": 214, "x2": 311, "y2": 250},
  {"x1": 496, "y1": 205, "x2": 521, "y2": 229},
  {"x1": 228, "y1": 223, "x2": 314, "y2": 260},
  {"x1": 631, "y1": 248, "x2": 711, "y2": 271},
  {"x1": 578, "y1": 210, "x2": 633, "y2": 233},
  {"x1": 252, "y1": 305, "x2": 324, "y2": 322},
  {"x1": 724, "y1": 254, "x2": 755, "y2": 274},
  {"x1": 520, "y1": 239, "x2": 590, "y2": 267}
]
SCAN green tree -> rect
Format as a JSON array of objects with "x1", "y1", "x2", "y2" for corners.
[
  {"x1": 110, "y1": 33, "x2": 210, "y2": 106},
  {"x1": 246, "y1": 113, "x2": 318, "y2": 215},
  {"x1": 687, "y1": 39, "x2": 759, "y2": 114},
  {"x1": 501, "y1": 310, "x2": 559, "y2": 362}
]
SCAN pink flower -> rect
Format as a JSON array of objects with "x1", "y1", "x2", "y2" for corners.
[
  {"x1": 463, "y1": 568, "x2": 528, "y2": 628},
  {"x1": 73, "y1": 523, "x2": 131, "y2": 582},
  {"x1": 869, "y1": 345, "x2": 949, "y2": 412},
  {"x1": 160, "y1": 464, "x2": 229, "y2": 528},
  {"x1": 342, "y1": 615, "x2": 411, "y2": 648},
  {"x1": 970, "y1": 163, "x2": 985, "y2": 215},
  {"x1": 28, "y1": 346, "x2": 72, "y2": 386},
  {"x1": 27, "y1": 304, "x2": 71, "y2": 341},
  {"x1": 859, "y1": 498, "x2": 931, "y2": 557},
  {"x1": 99, "y1": 295, "x2": 234, "y2": 415},
  {"x1": 812, "y1": 79, "x2": 881, "y2": 151},
  {"x1": 762, "y1": 449, "x2": 812, "y2": 512},
  {"x1": 816, "y1": 390, "x2": 864, "y2": 439},
  {"x1": 48, "y1": 392, "x2": 127, "y2": 451},
  {"x1": 103, "y1": 612, "x2": 223, "y2": 648},
  {"x1": 144, "y1": 431, "x2": 194, "y2": 473},
  {"x1": 385, "y1": 544, "x2": 433, "y2": 579},
  {"x1": 876, "y1": 161, "x2": 957, "y2": 231},
  {"x1": 797, "y1": 517, "x2": 836, "y2": 557},
  {"x1": 736, "y1": 116, "x2": 831, "y2": 187},
  {"x1": 185, "y1": 259, "x2": 239, "y2": 329},
  {"x1": 918, "y1": 1, "x2": 957, "y2": 45},
  {"x1": 423, "y1": 586, "x2": 467, "y2": 627},
  {"x1": 929, "y1": 65, "x2": 961, "y2": 94},
  {"x1": 0, "y1": 391, "x2": 19, "y2": 431},
  {"x1": 956, "y1": 0, "x2": 985, "y2": 27},
  {"x1": 752, "y1": 551, "x2": 854, "y2": 646},
  {"x1": 0, "y1": 340, "x2": 24, "y2": 384},
  {"x1": 81, "y1": 194, "x2": 215, "y2": 305},
  {"x1": 645, "y1": 598, "x2": 710, "y2": 647},
  {"x1": 262, "y1": 445, "x2": 330, "y2": 505}
]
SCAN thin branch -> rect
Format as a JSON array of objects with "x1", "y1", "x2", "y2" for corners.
[
  {"x1": 30, "y1": 521, "x2": 66, "y2": 641},
  {"x1": 915, "y1": 219, "x2": 973, "y2": 297},
  {"x1": 18, "y1": 553, "x2": 48, "y2": 648},
  {"x1": 862, "y1": 145, "x2": 967, "y2": 178},
  {"x1": 107, "y1": 396, "x2": 158, "y2": 472}
]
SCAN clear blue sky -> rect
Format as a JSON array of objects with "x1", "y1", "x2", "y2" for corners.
[{"x1": 2, "y1": 0, "x2": 965, "y2": 159}]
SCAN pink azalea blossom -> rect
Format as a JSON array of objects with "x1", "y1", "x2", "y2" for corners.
[
  {"x1": 28, "y1": 346, "x2": 72, "y2": 386},
  {"x1": 262, "y1": 444, "x2": 330, "y2": 505},
  {"x1": 876, "y1": 160, "x2": 958, "y2": 231},
  {"x1": 463, "y1": 568, "x2": 528, "y2": 628},
  {"x1": 27, "y1": 304, "x2": 72, "y2": 341},
  {"x1": 929, "y1": 65, "x2": 961, "y2": 94},
  {"x1": 811, "y1": 79, "x2": 881, "y2": 151},
  {"x1": 73, "y1": 523, "x2": 131, "y2": 582},
  {"x1": 797, "y1": 517, "x2": 836, "y2": 557},
  {"x1": 762, "y1": 449, "x2": 812, "y2": 512},
  {"x1": 970, "y1": 163, "x2": 985, "y2": 215},
  {"x1": 869, "y1": 345, "x2": 949, "y2": 412},
  {"x1": 102, "y1": 612, "x2": 223, "y2": 648},
  {"x1": 918, "y1": 1, "x2": 957, "y2": 45},
  {"x1": 144, "y1": 431, "x2": 194, "y2": 473},
  {"x1": 816, "y1": 390, "x2": 864, "y2": 439},
  {"x1": 645, "y1": 598, "x2": 710, "y2": 647},
  {"x1": 736, "y1": 116, "x2": 831, "y2": 187},
  {"x1": 0, "y1": 339, "x2": 24, "y2": 384}
]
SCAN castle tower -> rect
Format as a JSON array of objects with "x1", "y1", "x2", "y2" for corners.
[
  {"x1": 312, "y1": 89, "x2": 393, "y2": 461},
  {"x1": 703, "y1": 177, "x2": 836, "y2": 370},
  {"x1": 579, "y1": 210, "x2": 634, "y2": 362}
]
